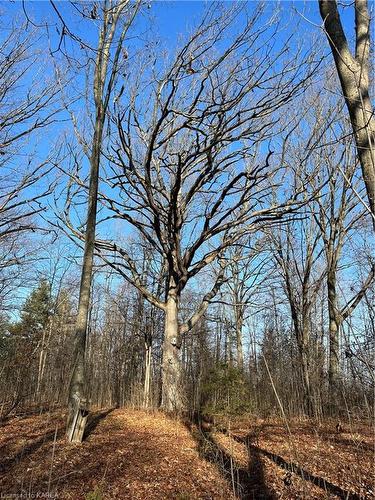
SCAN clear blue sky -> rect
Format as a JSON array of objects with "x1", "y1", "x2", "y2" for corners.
[{"x1": 0, "y1": 0, "x2": 359, "y2": 310}]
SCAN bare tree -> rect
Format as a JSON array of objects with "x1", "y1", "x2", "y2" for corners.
[
  {"x1": 319, "y1": 0, "x2": 375, "y2": 220},
  {"x1": 313, "y1": 133, "x2": 374, "y2": 404},
  {"x1": 61, "y1": 5, "x2": 322, "y2": 412},
  {"x1": 51, "y1": 0, "x2": 141, "y2": 441},
  {"x1": 0, "y1": 20, "x2": 59, "y2": 308},
  {"x1": 217, "y1": 238, "x2": 271, "y2": 371},
  {"x1": 271, "y1": 216, "x2": 325, "y2": 416}
]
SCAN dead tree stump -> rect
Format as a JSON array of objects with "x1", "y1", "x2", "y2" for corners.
[{"x1": 67, "y1": 396, "x2": 89, "y2": 443}]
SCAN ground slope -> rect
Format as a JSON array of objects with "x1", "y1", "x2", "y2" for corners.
[
  {"x1": 0, "y1": 409, "x2": 373, "y2": 499},
  {"x1": 0, "y1": 408, "x2": 234, "y2": 499}
]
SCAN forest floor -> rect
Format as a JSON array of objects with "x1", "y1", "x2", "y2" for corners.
[{"x1": 0, "y1": 408, "x2": 373, "y2": 500}]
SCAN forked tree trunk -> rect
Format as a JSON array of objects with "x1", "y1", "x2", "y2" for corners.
[
  {"x1": 319, "y1": 0, "x2": 375, "y2": 218},
  {"x1": 161, "y1": 291, "x2": 184, "y2": 412}
]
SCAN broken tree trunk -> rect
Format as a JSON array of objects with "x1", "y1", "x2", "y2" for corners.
[{"x1": 67, "y1": 395, "x2": 89, "y2": 443}]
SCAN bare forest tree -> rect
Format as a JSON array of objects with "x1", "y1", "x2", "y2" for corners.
[
  {"x1": 218, "y1": 238, "x2": 271, "y2": 372},
  {"x1": 0, "y1": 21, "x2": 59, "y2": 310},
  {"x1": 313, "y1": 129, "x2": 374, "y2": 407},
  {"x1": 62, "y1": 5, "x2": 324, "y2": 412},
  {"x1": 52, "y1": 0, "x2": 141, "y2": 441},
  {"x1": 1, "y1": 2, "x2": 374, "y2": 448},
  {"x1": 319, "y1": 0, "x2": 375, "y2": 220}
]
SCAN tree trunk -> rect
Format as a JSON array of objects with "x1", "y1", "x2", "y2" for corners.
[
  {"x1": 288, "y1": 283, "x2": 313, "y2": 416},
  {"x1": 66, "y1": 118, "x2": 103, "y2": 440},
  {"x1": 300, "y1": 340, "x2": 313, "y2": 416},
  {"x1": 161, "y1": 291, "x2": 184, "y2": 412},
  {"x1": 36, "y1": 328, "x2": 47, "y2": 399},
  {"x1": 327, "y1": 272, "x2": 340, "y2": 396},
  {"x1": 319, "y1": 0, "x2": 375, "y2": 217},
  {"x1": 235, "y1": 305, "x2": 244, "y2": 371},
  {"x1": 143, "y1": 339, "x2": 152, "y2": 408}
]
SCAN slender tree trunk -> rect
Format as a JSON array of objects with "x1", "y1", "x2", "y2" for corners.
[
  {"x1": 235, "y1": 305, "x2": 244, "y2": 371},
  {"x1": 161, "y1": 290, "x2": 184, "y2": 412},
  {"x1": 36, "y1": 329, "x2": 47, "y2": 399},
  {"x1": 143, "y1": 339, "x2": 152, "y2": 408},
  {"x1": 300, "y1": 337, "x2": 313, "y2": 416},
  {"x1": 327, "y1": 271, "x2": 341, "y2": 396},
  {"x1": 67, "y1": 116, "x2": 103, "y2": 440}
]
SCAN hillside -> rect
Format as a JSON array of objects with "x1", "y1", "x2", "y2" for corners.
[{"x1": 0, "y1": 409, "x2": 373, "y2": 499}]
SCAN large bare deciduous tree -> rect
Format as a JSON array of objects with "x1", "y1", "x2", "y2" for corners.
[{"x1": 62, "y1": 5, "x2": 323, "y2": 412}]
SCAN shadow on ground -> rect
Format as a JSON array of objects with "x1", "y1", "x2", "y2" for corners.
[
  {"x1": 233, "y1": 432, "x2": 361, "y2": 500},
  {"x1": 187, "y1": 417, "x2": 275, "y2": 499},
  {"x1": 83, "y1": 408, "x2": 115, "y2": 440}
]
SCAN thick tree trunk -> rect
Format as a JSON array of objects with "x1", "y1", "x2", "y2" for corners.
[
  {"x1": 319, "y1": 0, "x2": 375, "y2": 217},
  {"x1": 161, "y1": 291, "x2": 184, "y2": 412}
]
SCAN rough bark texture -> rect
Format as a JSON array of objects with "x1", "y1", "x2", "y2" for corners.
[
  {"x1": 235, "y1": 305, "x2": 244, "y2": 371},
  {"x1": 161, "y1": 291, "x2": 184, "y2": 413},
  {"x1": 327, "y1": 270, "x2": 340, "y2": 394},
  {"x1": 319, "y1": 0, "x2": 375, "y2": 218}
]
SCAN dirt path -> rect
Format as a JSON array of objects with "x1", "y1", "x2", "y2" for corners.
[{"x1": 0, "y1": 409, "x2": 234, "y2": 499}]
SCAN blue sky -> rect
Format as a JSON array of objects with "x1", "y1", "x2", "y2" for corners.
[{"x1": 0, "y1": 0, "x2": 363, "y2": 309}]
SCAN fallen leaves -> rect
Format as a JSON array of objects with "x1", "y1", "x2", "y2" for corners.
[{"x1": 0, "y1": 409, "x2": 234, "y2": 499}]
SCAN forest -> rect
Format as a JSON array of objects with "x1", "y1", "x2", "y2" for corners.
[{"x1": 0, "y1": 1, "x2": 374, "y2": 499}]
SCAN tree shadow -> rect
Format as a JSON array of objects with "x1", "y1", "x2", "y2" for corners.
[
  {"x1": 0, "y1": 408, "x2": 114, "y2": 477},
  {"x1": 186, "y1": 416, "x2": 275, "y2": 499},
  {"x1": 0, "y1": 425, "x2": 65, "y2": 475},
  {"x1": 234, "y1": 433, "x2": 361, "y2": 500},
  {"x1": 0, "y1": 404, "x2": 61, "y2": 427},
  {"x1": 83, "y1": 408, "x2": 115, "y2": 441}
]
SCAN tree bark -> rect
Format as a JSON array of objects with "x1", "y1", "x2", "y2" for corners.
[
  {"x1": 67, "y1": 139, "x2": 101, "y2": 436},
  {"x1": 143, "y1": 339, "x2": 152, "y2": 408},
  {"x1": 300, "y1": 319, "x2": 313, "y2": 417},
  {"x1": 64, "y1": 0, "x2": 139, "y2": 440},
  {"x1": 235, "y1": 305, "x2": 244, "y2": 371},
  {"x1": 319, "y1": 0, "x2": 375, "y2": 218},
  {"x1": 161, "y1": 289, "x2": 184, "y2": 412},
  {"x1": 327, "y1": 270, "x2": 340, "y2": 395}
]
